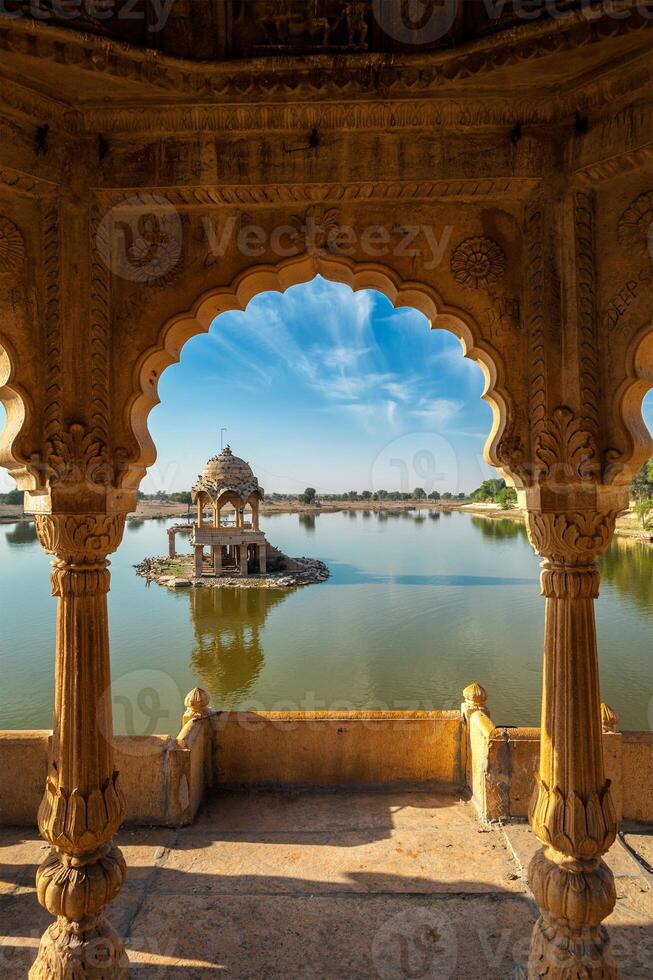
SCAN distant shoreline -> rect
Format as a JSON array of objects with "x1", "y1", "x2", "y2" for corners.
[{"x1": 1, "y1": 498, "x2": 650, "y2": 543}]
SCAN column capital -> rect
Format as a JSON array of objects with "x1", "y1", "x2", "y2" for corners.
[
  {"x1": 521, "y1": 486, "x2": 626, "y2": 568},
  {"x1": 33, "y1": 513, "x2": 126, "y2": 563}
]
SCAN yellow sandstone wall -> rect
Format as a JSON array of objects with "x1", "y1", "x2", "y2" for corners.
[
  {"x1": 213, "y1": 711, "x2": 465, "y2": 788},
  {"x1": 464, "y1": 711, "x2": 653, "y2": 824},
  {"x1": 1, "y1": 707, "x2": 652, "y2": 827},
  {"x1": 0, "y1": 729, "x2": 210, "y2": 828}
]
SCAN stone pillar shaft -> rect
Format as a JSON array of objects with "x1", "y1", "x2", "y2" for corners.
[
  {"x1": 526, "y1": 508, "x2": 619, "y2": 980},
  {"x1": 259, "y1": 544, "x2": 267, "y2": 574},
  {"x1": 29, "y1": 513, "x2": 128, "y2": 979},
  {"x1": 194, "y1": 545, "x2": 204, "y2": 578}
]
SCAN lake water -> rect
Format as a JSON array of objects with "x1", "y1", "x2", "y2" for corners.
[{"x1": 1, "y1": 510, "x2": 652, "y2": 734}]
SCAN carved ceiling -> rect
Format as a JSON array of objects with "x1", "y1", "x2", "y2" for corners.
[{"x1": 3, "y1": 1, "x2": 582, "y2": 59}]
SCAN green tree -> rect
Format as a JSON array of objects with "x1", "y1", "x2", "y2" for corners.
[
  {"x1": 442, "y1": 492, "x2": 453, "y2": 500},
  {"x1": 632, "y1": 458, "x2": 653, "y2": 500},
  {"x1": 3, "y1": 489, "x2": 22, "y2": 505},
  {"x1": 635, "y1": 499, "x2": 653, "y2": 533},
  {"x1": 171, "y1": 491, "x2": 192, "y2": 504},
  {"x1": 361, "y1": 490, "x2": 373, "y2": 500},
  {"x1": 496, "y1": 486, "x2": 518, "y2": 508},
  {"x1": 428, "y1": 490, "x2": 441, "y2": 501},
  {"x1": 300, "y1": 487, "x2": 317, "y2": 504},
  {"x1": 471, "y1": 478, "x2": 506, "y2": 502},
  {"x1": 412, "y1": 487, "x2": 426, "y2": 500}
]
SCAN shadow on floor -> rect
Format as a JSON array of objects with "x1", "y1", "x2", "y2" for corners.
[{"x1": 1, "y1": 788, "x2": 653, "y2": 979}]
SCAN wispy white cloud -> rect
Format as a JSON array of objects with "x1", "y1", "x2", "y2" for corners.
[{"x1": 410, "y1": 398, "x2": 462, "y2": 429}]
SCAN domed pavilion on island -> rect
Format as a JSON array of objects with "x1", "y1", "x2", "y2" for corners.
[{"x1": 168, "y1": 446, "x2": 270, "y2": 577}]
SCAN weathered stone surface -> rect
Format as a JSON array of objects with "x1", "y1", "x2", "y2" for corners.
[{"x1": 0, "y1": 7, "x2": 652, "y2": 975}]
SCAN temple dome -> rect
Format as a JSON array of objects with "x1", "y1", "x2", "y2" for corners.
[{"x1": 192, "y1": 446, "x2": 263, "y2": 505}]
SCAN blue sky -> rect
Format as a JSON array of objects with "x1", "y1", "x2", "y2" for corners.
[
  {"x1": 144, "y1": 277, "x2": 498, "y2": 495},
  {"x1": 1, "y1": 276, "x2": 652, "y2": 495}
]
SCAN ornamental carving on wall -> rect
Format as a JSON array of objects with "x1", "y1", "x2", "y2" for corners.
[
  {"x1": 0, "y1": 216, "x2": 25, "y2": 276},
  {"x1": 617, "y1": 190, "x2": 653, "y2": 263},
  {"x1": 450, "y1": 236, "x2": 506, "y2": 291},
  {"x1": 534, "y1": 406, "x2": 598, "y2": 484},
  {"x1": 46, "y1": 423, "x2": 110, "y2": 486},
  {"x1": 291, "y1": 205, "x2": 341, "y2": 255}
]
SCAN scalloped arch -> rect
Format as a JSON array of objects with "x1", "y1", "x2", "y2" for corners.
[
  {"x1": 0, "y1": 331, "x2": 35, "y2": 490},
  {"x1": 607, "y1": 319, "x2": 653, "y2": 486},
  {"x1": 125, "y1": 253, "x2": 515, "y2": 491}
]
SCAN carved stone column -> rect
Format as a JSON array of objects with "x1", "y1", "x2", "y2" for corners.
[
  {"x1": 30, "y1": 513, "x2": 128, "y2": 979},
  {"x1": 525, "y1": 504, "x2": 622, "y2": 979}
]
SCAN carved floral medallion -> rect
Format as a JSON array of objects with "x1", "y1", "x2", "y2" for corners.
[
  {"x1": 618, "y1": 190, "x2": 653, "y2": 263},
  {"x1": 450, "y1": 236, "x2": 506, "y2": 291}
]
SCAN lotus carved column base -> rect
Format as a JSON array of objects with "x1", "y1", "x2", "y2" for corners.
[
  {"x1": 30, "y1": 914, "x2": 128, "y2": 980},
  {"x1": 528, "y1": 847, "x2": 618, "y2": 979},
  {"x1": 30, "y1": 843, "x2": 128, "y2": 979}
]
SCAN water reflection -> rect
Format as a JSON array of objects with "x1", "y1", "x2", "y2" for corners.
[
  {"x1": 189, "y1": 587, "x2": 291, "y2": 707},
  {"x1": 4, "y1": 521, "x2": 37, "y2": 547},
  {"x1": 600, "y1": 537, "x2": 653, "y2": 613},
  {"x1": 298, "y1": 513, "x2": 316, "y2": 532},
  {"x1": 470, "y1": 516, "x2": 528, "y2": 541}
]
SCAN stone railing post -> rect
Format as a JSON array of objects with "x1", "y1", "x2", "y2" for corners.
[
  {"x1": 525, "y1": 505, "x2": 621, "y2": 979},
  {"x1": 461, "y1": 682, "x2": 488, "y2": 725},
  {"x1": 29, "y1": 513, "x2": 128, "y2": 979},
  {"x1": 183, "y1": 687, "x2": 211, "y2": 727}
]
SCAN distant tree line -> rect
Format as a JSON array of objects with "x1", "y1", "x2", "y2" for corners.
[
  {"x1": 291, "y1": 487, "x2": 467, "y2": 504},
  {"x1": 136, "y1": 491, "x2": 192, "y2": 504},
  {"x1": 0, "y1": 489, "x2": 22, "y2": 505},
  {"x1": 469, "y1": 478, "x2": 518, "y2": 508}
]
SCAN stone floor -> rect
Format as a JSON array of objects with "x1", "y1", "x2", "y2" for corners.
[{"x1": 1, "y1": 789, "x2": 653, "y2": 978}]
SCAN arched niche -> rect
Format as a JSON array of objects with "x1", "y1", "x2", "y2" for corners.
[
  {"x1": 607, "y1": 320, "x2": 653, "y2": 486},
  {"x1": 0, "y1": 333, "x2": 35, "y2": 490},
  {"x1": 125, "y1": 253, "x2": 517, "y2": 495}
]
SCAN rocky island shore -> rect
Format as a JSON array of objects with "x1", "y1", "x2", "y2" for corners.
[{"x1": 135, "y1": 553, "x2": 330, "y2": 590}]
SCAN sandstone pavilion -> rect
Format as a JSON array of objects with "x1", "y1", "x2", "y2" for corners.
[{"x1": 175, "y1": 446, "x2": 270, "y2": 578}]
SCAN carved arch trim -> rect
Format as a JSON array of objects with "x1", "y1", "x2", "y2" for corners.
[
  {"x1": 606, "y1": 319, "x2": 653, "y2": 487},
  {"x1": 0, "y1": 330, "x2": 35, "y2": 489},
  {"x1": 124, "y1": 253, "x2": 518, "y2": 492}
]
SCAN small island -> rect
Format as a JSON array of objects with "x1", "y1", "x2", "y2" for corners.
[{"x1": 136, "y1": 446, "x2": 329, "y2": 590}]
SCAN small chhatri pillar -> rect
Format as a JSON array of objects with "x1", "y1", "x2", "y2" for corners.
[
  {"x1": 239, "y1": 544, "x2": 248, "y2": 576},
  {"x1": 194, "y1": 545, "x2": 204, "y2": 578},
  {"x1": 213, "y1": 545, "x2": 222, "y2": 575}
]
